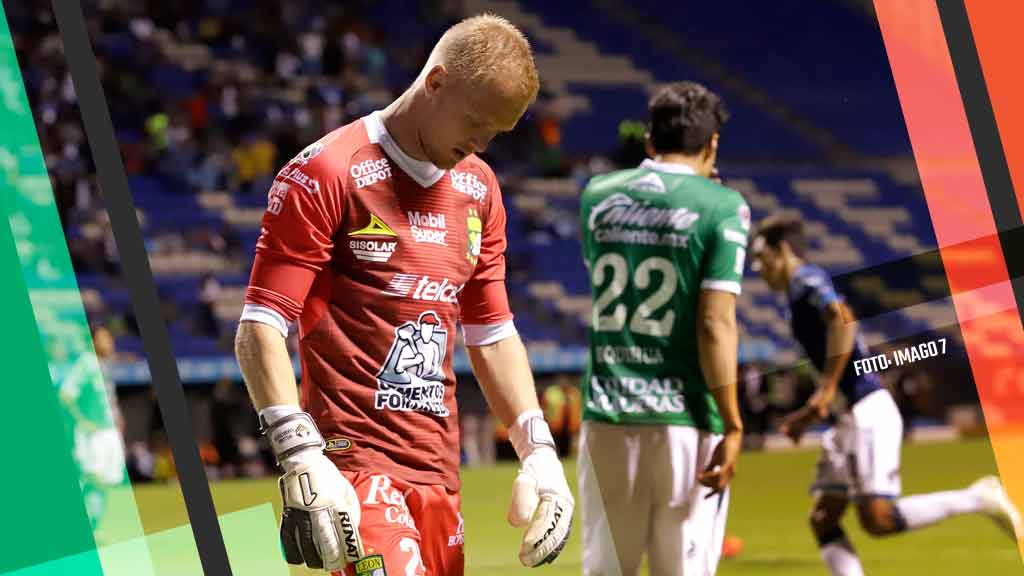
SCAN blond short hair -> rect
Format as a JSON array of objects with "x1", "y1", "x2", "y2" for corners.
[{"x1": 427, "y1": 14, "x2": 539, "y2": 102}]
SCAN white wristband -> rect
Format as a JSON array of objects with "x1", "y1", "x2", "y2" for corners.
[
  {"x1": 259, "y1": 404, "x2": 303, "y2": 426},
  {"x1": 259, "y1": 406, "x2": 324, "y2": 463},
  {"x1": 509, "y1": 409, "x2": 556, "y2": 461}
]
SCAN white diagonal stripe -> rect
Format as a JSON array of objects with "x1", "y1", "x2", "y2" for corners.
[{"x1": 723, "y1": 229, "x2": 748, "y2": 245}]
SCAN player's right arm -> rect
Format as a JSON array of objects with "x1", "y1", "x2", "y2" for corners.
[
  {"x1": 235, "y1": 164, "x2": 338, "y2": 414},
  {"x1": 810, "y1": 298, "x2": 857, "y2": 417},
  {"x1": 695, "y1": 193, "x2": 749, "y2": 495},
  {"x1": 779, "y1": 274, "x2": 854, "y2": 442},
  {"x1": 235, "y1": 321, "x2": 298, "y2": 408},
  {"x1": 234, "y1": 152, "x2": 365, "y2": 572}
]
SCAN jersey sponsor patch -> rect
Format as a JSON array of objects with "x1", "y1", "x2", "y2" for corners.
[
  {"x1": 375, "y1": 311, "x2": 450, "y2": 417},
  {"x1": 586, "y1": 375, "x2": 687, "y2": 415},
  {"x1": 349, "y1": 213, "x2": 398, "y2": 263},
  {"x1": 448, "y1": 513, "x2": 465, "y2": 547},
  {"x1": 267, "y1": 181, "x2": 290, "y2": 215},
  {"x1": 407, "y1": 210, "x2": 448, "y2": 245},
  {"x1": 281, "y1": 166, "x2": 321, "y2": 194},
  {"x1": 350, "y1": 213, "x2": 398, "y2": 237},
  {"x1": 450, "y1": 169, "x2": 488, "y2": 203},
  {"x1": 383, "y1": 274, "x2": 463, "y2": 303},
  {"x1": 363, "y1": 475, "x2": 416, "y2": 530},
  {"x1": 588, "y1": 192, "x2": 700, "y2": 247},
  {"x1": 382, "y1": 273, "x2": 419, "y2": 297},
  {"x1": 324, "y1": 437, "x2": 353, "y2": 452},
  {"x1": 351, "y1": 157, "x2": 393, "y2": 189}
]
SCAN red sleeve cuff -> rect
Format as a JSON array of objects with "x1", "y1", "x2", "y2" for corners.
[
  {"x1": 245, "y1": 253, "x2": 319, "y2": 320},
  {"x1": 459, "y1": 278, "x2": 513, "y2": 325}
]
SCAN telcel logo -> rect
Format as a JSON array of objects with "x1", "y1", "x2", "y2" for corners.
[
  {"x1": 383, "y1": 274, "x2": 462, "y2": 303},
  {"x1": 413, "y1": 276, "x2": 462, "y2": 303}
]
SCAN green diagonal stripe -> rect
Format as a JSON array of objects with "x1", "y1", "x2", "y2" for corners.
[
  {"x1": 0, "y1": 5, "x2": 155, "y2": 574},
  {"x1": 0, "y1": 6, "x2": 289, "y2": 574}
]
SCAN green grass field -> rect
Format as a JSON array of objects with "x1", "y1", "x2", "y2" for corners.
[{"x1": 130, "y1": 438, "x2": 1021, "y2": 574}]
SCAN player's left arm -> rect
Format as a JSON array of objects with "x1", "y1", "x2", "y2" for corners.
[
  {"x1": 467, "y1": 335, "x2": 541, "y2": 425},
  {"x1": 460, "y1": 168, "x2": 573, "y2": 568}
]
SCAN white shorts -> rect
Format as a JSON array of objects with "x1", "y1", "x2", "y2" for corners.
[
  {"x1": 812, "y1": 389, "x2": 903, "y2": 499},
  {"x1": 579, "y1": 420, "x2": 729, "y2": 576}
]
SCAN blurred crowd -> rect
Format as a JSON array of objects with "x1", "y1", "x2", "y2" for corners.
[
  {"x1": 9, "y1": 0, "x2": 952, "y2": 484},
  {"x1": 9, "y1": 0, "x2": 582, "y2": 482},
  {"x1": 10, "y1": 0, "x2": 575, "y2": 343}
]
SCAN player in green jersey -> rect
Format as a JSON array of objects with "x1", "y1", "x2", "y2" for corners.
[{"x1": 578, "y1": 82, "x2": 747, "y2": 575}]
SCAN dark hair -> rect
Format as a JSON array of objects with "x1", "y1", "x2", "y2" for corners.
[
  {"x1": 647, "y1": 82, "x2": 729, "y2": 155},
  {"x1": 755, "y1": 213, "x2": 807, "y2": 257}
]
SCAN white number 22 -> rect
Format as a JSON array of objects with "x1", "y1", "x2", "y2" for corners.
[{"x1": 592, "y1": 253, "x2": 677, "y2": 337}]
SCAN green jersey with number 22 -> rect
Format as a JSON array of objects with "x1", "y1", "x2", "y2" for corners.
[{"x1": 579, "y1": 159, "x2": 750, "y2": 432}]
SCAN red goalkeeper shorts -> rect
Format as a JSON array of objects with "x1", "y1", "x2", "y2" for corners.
[{"x1": 335, "y1": 471, "x2": 464, "y2": 576}]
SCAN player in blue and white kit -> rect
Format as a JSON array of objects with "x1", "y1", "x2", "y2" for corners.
[{"x1": 752, "y1": 214, "x2": 1020, "y2": 576}]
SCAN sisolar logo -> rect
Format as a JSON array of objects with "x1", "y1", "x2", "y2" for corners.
[{"x1": 348, "y1": 213, "x2": 398, "y2": 263}]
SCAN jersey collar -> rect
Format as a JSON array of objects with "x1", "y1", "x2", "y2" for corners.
[
  {"x1": 640, "y1": 158, "x2": 698, "y2": 175},
  {"x1": 365, "y1": 111, "x2": 445, "y2": 188}
]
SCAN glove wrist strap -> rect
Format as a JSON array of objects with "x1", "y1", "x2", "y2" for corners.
[
  {"x1": 509, "y1": 409, "x2": 556, "y2": 461},
  {"x1": 261, "y1": 409, "x2": 325, "y2": 463}
]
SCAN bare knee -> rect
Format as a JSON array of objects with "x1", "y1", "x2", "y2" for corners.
[
  {"x1": 810, "y1": 494, "x2": 847, "y2": 539},
  {"x1": 857, "y1": 498, "x2": 901, "y2": 537},
  {"x1": 809, "y1": 506, "x2": 836, "y2": 536}
]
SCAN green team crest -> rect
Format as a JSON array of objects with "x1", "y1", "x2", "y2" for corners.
[{"x1": 466, "y1": 208, "x2": 482, "y2": 264}]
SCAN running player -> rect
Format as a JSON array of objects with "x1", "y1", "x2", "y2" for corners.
[
  {"x1": 235, "y1": 15, "x2": 573, "y2": 575},
  {"x1": 578, "y1": 81, "x2": 746, "y2": 575},
  {"x1": 752, "y1": 213, "x2": 1022, "y2": 576}
]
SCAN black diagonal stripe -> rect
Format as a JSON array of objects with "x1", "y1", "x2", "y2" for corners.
[
  {"x1": 831, "y1": 243, "x2": 948, "y2": 321},
  {"x1": 49, "y1": 1, "x2": 232, "y2": 574},
  {"x1": 752, "y1": 221, "x2": 1022, "y2": 325},
  {"x1": 936, "y1": 0, "x2": 1024, "y2": 321}
]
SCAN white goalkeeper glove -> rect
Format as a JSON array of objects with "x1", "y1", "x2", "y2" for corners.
[
  {"x1": 507, "y1": 410, "x2": 574, "y2": 567},
  {"x1": 261, "y1": 406, "x2": 365, "y2": 572}
]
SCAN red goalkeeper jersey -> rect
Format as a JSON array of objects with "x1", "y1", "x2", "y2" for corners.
[{"x1": 243, "y1": 112, "x2": 514, "y2": 491}]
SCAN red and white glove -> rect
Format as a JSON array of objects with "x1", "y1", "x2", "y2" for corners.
[
  {"x1": 262, "y1": 406, "x2": 365, "y2": 572},
  {"x1": 507, "y1": 410, "x2": 575, "y2": 567}
]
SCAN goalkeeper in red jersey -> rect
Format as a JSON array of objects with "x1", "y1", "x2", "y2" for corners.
[{"x1": 235, "y1": 14, "x2": 573, "y2": 575}]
